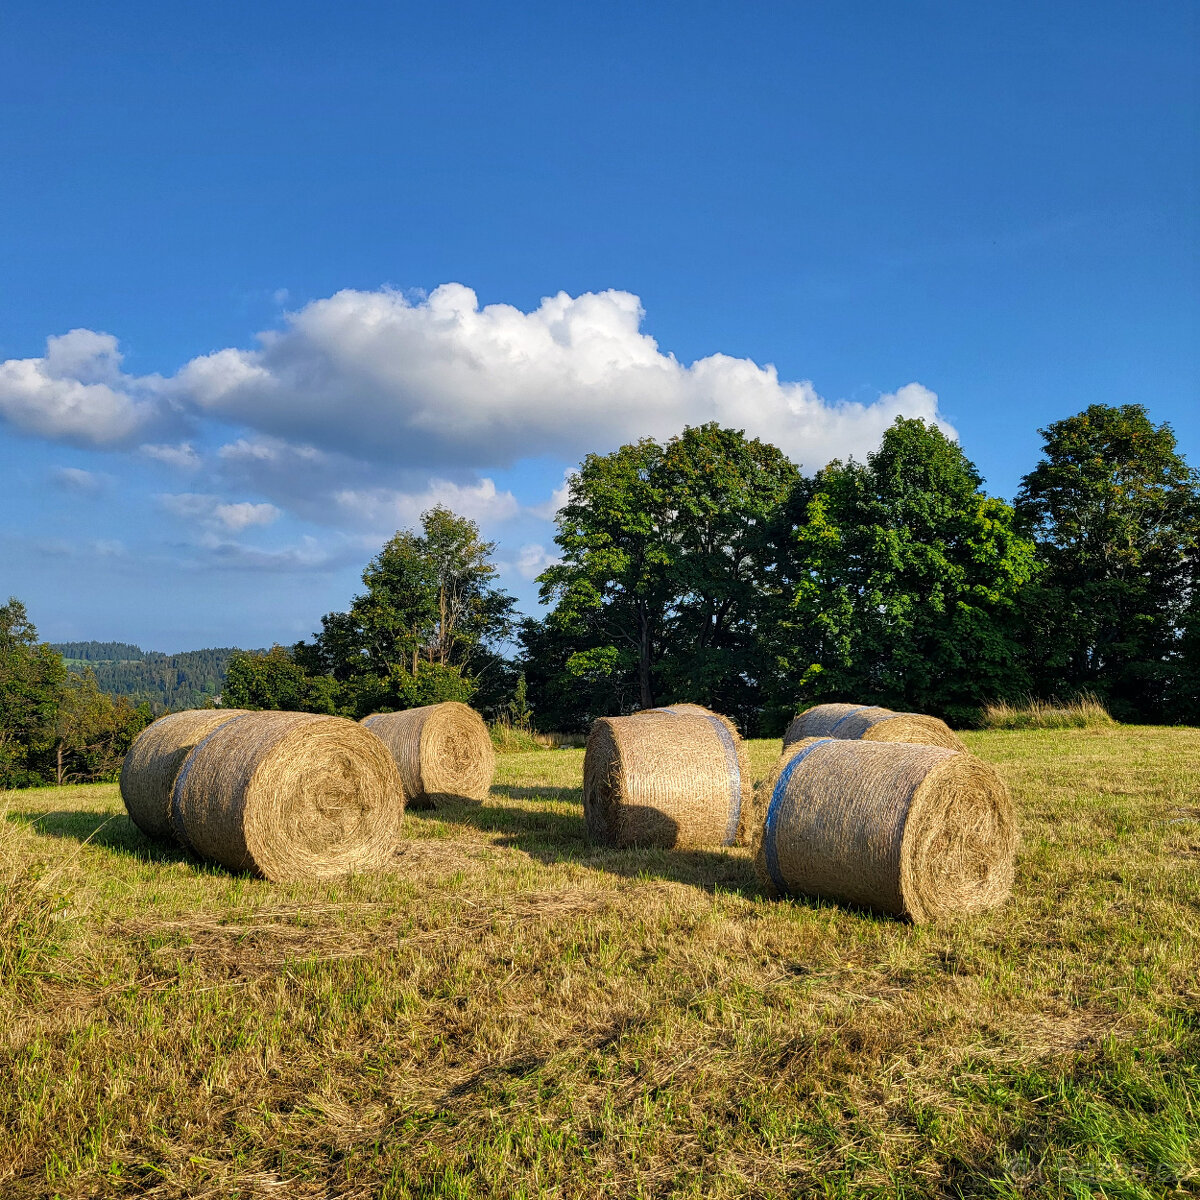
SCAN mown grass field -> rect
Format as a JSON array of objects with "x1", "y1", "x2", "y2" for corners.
[{"x1": 2, "y1": 727, "x2": 1199, "y2": 1198}]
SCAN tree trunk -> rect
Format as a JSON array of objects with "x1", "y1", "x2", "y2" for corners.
[
  {"x1": 438, "y1": 583, "x2": 449, "y2": 665},
  {"x1": 638, "y1": 604, "x2": 654, "y2": 709},
  {"x1": 56, "y1": 743, "x2": 65, "y2": 787}
]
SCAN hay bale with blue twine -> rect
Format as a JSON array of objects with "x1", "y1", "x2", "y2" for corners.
[
  {"x1": 784, "y1": 703, "x2": 965, "y2": 752},
  {"x1": 751, "y1": 737, "x2": 1017, "y2": 922},
  {"x1": 646, "y1": 703, "x2": 753, "y2": 839},
  {"x1": 583, "y1": 705, "x2": 751, "y2": 849},
  {"x1": 169, "y1": 711, "x2": 405, "y2": 881},
  {"x1": 120, "y1": 708, "x2": 250, "y2": 840}
]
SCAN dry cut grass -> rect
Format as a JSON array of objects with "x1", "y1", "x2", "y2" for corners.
[{"x1": 1, "y1": 726, "x2": 1198, "y2": 1198}]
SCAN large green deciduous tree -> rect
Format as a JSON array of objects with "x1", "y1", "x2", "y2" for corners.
[
  {"x1": 231, "y1": 507, "x2": 517, "y2": 718},
  {"x1": 653, "y1": 424, "x2": 800, "y2": 722},
  {"x1": 1015, "y1": 404, "x2": 1200, "y2": 720},
  {"x1": 787, "y1": 418, "x2": 1036, "y2": 723},
  {"x1": 537, "y1": 437, "x2": 669, "y2": 715},
  {"x1": 1173, "y1": 579, "x2": 1200, "y2": 722},
  {"x1": 535, "y1": 424, "x2": 798, "y2": 727}
]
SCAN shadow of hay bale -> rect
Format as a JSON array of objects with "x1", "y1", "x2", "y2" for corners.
[
  {"x1": 489, "y1": 785, "x2": 582, "y2": 805},
  {"x1": 405, "y1": 792, "x2": 762, "y2": 896},
  {"x1": 13, "y1": 792, "x2": 762, "y2": 900},
  {"x1": 5, "y1": 809, "x2": 197, "y2": 866},
  {"x1": 11, "y1": 805, "x2": 886, "y2": 914}
]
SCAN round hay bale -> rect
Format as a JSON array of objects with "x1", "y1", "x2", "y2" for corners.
[
  {"x1": 120, "y1": 708, "x2": 250, "y2": 840},
  {"x1": 752, "y1": 737, "x2": 1017, "y2": 922},
  {"x1": 170, "y1": 711, "x2": 405, "y2": 881},
  {"x1": 784, "y1": 703, "x2": 965, "y2": 752},
  {"x1": 583, "y1": 710, "x2": 747, "y2": 849},
  {"x1": 643, "y1": 703, "x2": 753, "y2": 842},
  {"x1": 361, "y1": 702, "x2": 494, "y2": 808}
]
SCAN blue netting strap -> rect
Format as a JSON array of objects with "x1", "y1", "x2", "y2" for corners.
[{"x1": 763, "y1": 738, "x2": 834, "y2": 891}]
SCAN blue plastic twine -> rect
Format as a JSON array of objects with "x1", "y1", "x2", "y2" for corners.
[
  {"x1": 828, "y1": 705, "x2": 871, "y2": 734},
  {"x1": 763, "y1": 738, "x2": 834, "y2": 891}
]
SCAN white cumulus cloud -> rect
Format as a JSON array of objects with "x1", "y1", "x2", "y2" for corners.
[
  {"x1": 175, "y1": 284, "x2": 951, "y2": 470},
  {"x1": 0, "y1": 285, "x2": 953, "y2": 471},
  {"x1": 0, "y1": 330, "x2": 159, "y2": 446}
]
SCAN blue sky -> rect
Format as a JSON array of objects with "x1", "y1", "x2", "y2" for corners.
[{"x1": 2, "y1": 0, "x2": 1196, "y2": 651}]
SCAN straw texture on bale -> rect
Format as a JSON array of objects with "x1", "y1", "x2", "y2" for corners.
[
  {"x1": 583, "y1": 709, "x2": 749, "y2": 849},
  {"x1": 644, "y1": 703, "x2": 753, "y2": 841},
  {"x1": 120, "y1": 708, "x2": 250, "y2": 839},
  {"x1": 362, "y1": 702, "x2": 494, "y2": 808},
  {"x1": 170, "y1": 711, "x2": 405, "y2": 881},
  {"x1": 752, "y1": 737, "x2": 1017, "y2": 922},
  {"x1": 784, "y1": 703, "x2": 966, "y2": 752}
]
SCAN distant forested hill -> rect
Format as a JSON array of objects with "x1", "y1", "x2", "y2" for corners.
[
  {"x1": 50, "y1": 642, "x2": 258, "y2": 713},
  {"x1": 54, "y1": 640, "x2": 147, "y2": 662}
]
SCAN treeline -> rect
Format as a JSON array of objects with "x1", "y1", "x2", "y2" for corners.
[
  {"x1": 4, "y1": 401, "x2": 1196, "y2": 781},
  {"x1": 527, "y1": 406, "x2": 1198, "y2": 730},
  {"x1": 1, "y1": 600, "x2": 153, "y2": 788},
  {"x1": 50, "y1": 643, "x2": 249, "y2": 713},
  {"x1": 54, "y1": 640, "x2": 147, "y2": 662},
  {"x1": 224, "y1": 403, "x2": 1200, "y2": 733}
]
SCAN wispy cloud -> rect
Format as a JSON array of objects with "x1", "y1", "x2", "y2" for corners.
[
  {"x1": 159, "y1": 492, "x2": 281, "y2": 532},
  {"x1": 50, "y1": 465, "x2": 109, "y2": 495},
  {"x1": 140, "y1": 442, "x2": 201, "y2": 469}
]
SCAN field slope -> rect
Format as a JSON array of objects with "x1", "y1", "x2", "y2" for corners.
[{"x1": 2, "y1": 728, "x2": 1199, "y2": 1198}]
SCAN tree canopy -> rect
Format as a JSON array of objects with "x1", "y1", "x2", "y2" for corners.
[
  {"x1": 1015, "y1": 404, "x2": 1200, "y2": 720},
  {"x1": 531, "y1": 418, "x2": 1040, "y2": 732},
  {"x1": 536, "y1": 424, "x2": 798, "y2": 729},
  {"x1": 783, "y1": 418, "x2": 1037, "y2": 725},
  {"x1": 1, "y1": 598, "x2": 150, "y2": 788},
  {"x1": 228, "y1": 506, "x2": 517, "y2": 719}
]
